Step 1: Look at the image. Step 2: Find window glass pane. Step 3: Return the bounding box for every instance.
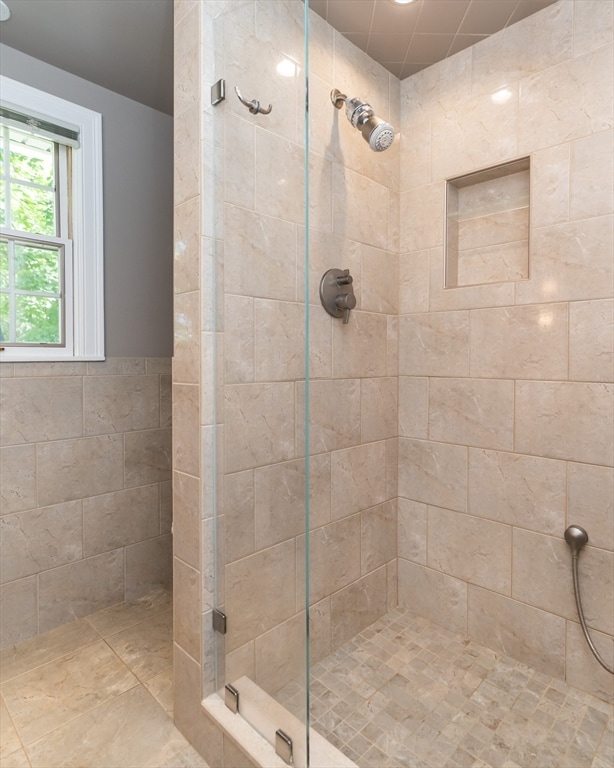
[0,180,5,228]
[0,241,7,289]
[0,292,9,342]
[10,183,56,235]
[14,243,60,293]
[9,128,54,188]
[15,294,60,344]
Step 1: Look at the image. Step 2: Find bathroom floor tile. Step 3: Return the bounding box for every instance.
[0,695,22,760]
[1,640,139,745]
[0,746,31,768]
[0,618,100,684]
[24,685,189,768]
[104,609,173,683]
[144,666,174,715]
[85,588,172,637]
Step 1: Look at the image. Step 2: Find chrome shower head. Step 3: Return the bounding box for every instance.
[331,90,395,152]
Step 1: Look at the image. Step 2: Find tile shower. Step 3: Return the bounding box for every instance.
[172,1,612,765]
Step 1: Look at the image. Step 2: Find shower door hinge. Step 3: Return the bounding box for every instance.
[211,79,226,106]
[225,683,239,713]
[212,608,227,634]
[275,729,293,765]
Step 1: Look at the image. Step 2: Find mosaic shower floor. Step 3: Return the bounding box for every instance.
[277,608,613,768]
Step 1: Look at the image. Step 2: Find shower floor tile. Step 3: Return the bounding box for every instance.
[277,607,613,768]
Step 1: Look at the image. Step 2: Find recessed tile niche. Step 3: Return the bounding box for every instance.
[445,158,530,288]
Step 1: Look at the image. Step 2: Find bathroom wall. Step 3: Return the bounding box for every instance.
[0,47,174,649]
[397,0,613,702]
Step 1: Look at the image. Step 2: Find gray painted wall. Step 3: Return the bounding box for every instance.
[0,44,173,357]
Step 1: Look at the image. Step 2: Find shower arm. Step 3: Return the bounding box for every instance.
[564,525,614,675]
[331,89,347,109]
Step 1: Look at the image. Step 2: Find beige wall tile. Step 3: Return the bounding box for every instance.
[530,143,571,228]
[87,358,146,375]
[399,311,469,376]
[225,540,296,652]
[398,498,427,565]
[332,311,388,378]
[468,448,566,536]
[225,114,256,211]
[361,377,398,442]
[225,641,255,686]
[160,479,172,534]
[174,196,201,295]
[125,535,172,601]
[160,374,172,430]
[13,361,86,377]
[431,86,519,182]
[398,438,467,512]
[386,437,398,502]
[468,585,565,678]
[429,378,514,451]
[300,228,362,308]
[254,459,305,549]
[309,515,361,606]
[457,208,528,253]
[400,183,444,252]
[0,377,83,446]
[515,381,613,465]
[429,247,515,312]
[37,434,124,506]
[330,567,387,649]
[573,0,614,57]
[565,621,614,703]
[512,528,613,636]
[361,247,399,314]
[570,129,614,221]
[518,45,613,155]
[427,507,511,595]
[254,300,305,382]
[387,314,399,377]
[224,470,255,564]
[309,597,332,665]
[0,445,36,515]
[173,385,199,477]
[38,551,124,633]
[0,576,37,649]
[399,250,429,314]
[398,559,467,634]
[174,646,223,766]
[470,303,568,380]
[174,104,200,207]
[361,500,397,575]
[224,382,295,473]
[1,501,83,583]
[332,166,389,250]
[398,377,428,439]
[173,471,201,568]
[83,486,159,558]
[125,428,172,487]
[296,378,361,455]
[174,557,201,662]
[225,295,255,383]
[84,375,161,435]
[330,441,387,521]
[456,240,528,287]
[567,463,614,552]
[387,557,398,611]
[569,299,614,382]
[255,612,305,695]
[224,205,297,301]
[174,292,201,384]
[255,130,304,224]
[174,0,199,116]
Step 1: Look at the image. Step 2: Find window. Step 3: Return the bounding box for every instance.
[0,77,103,361]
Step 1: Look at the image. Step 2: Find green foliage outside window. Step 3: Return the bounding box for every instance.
[0,126,63,344]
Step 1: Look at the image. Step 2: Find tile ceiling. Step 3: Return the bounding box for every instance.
[310,0,558,79]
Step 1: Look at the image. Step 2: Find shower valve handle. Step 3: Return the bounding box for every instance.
[335,292,356,324]
[336,270,353,286]
[319,268,357,324]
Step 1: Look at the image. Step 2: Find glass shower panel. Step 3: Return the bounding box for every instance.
[208,1,310,764]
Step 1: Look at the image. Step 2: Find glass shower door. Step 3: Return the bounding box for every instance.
[207,1,311,764]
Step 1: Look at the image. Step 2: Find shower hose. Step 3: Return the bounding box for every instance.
[564,525,614,675]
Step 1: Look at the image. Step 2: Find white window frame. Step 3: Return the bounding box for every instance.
[0,76,104,361]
